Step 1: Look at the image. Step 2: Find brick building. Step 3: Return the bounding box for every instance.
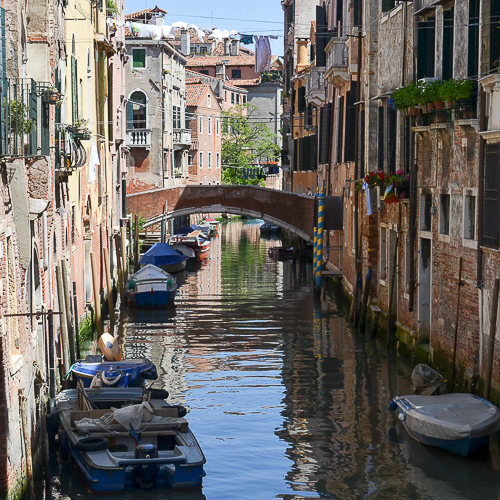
[282,0,500,394]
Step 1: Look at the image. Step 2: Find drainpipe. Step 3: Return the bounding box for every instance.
[477,90,486,288]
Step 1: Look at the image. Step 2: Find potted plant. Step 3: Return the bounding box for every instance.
[455,79,474,102]
[74,117,88,134]
[392,82,422,114]
[5,98,34,135]
[43,87,61,105]
[439,79,458,108]
[422,80,442,111]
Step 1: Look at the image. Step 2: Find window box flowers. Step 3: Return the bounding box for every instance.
[356,170,409,202]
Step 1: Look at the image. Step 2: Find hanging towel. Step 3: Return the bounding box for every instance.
[88,143,99,184]
[362,182,373,215]
[384,183,398,204]
[131,22,141,36]
[240,34,253,45]
[254,36,272,73]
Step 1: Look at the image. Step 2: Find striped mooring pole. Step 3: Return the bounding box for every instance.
[316,192,326,289]
[313,225,318,279]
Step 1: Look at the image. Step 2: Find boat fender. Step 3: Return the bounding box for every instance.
[90,373,103,389]
[75,437,109,452]
[143,365,158,380]
[101,370,123,386]
[146,388,169,400]
[398,413,405,421]
[57,430,70,461]
[130,366,141,386]
[388,401,398,412]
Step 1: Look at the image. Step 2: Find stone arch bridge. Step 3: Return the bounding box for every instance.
[126,185,342,243]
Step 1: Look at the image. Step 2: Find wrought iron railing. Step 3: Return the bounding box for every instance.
[0,79,47,157]
[54,125,88,172]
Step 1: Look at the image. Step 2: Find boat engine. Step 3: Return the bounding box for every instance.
[134,444,159,489]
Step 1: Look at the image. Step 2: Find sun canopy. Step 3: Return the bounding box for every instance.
[139,243,187,267]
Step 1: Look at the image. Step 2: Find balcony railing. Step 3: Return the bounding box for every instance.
[190,137,199,150]
[173,128,191,147]
[126,128,151,147]
[305,67,326,106]
[0,79,50,158]
[325,38,350,89]
[55,125,88,173]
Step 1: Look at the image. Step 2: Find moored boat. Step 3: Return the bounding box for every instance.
[127,264,178,307]
[139,243,188,273]
[390,393,500,456]
[260,222,282,234]
[56,386,206,492]
[169,231,211,260]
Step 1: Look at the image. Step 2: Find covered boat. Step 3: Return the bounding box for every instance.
[71,354,158,388]
[390,393,500,456]
[56,386,206,492]
[170,244,195,260]
[139,243,187,273]
[169,231,211,260]
[260,222,282,234]
[127,265,178,307]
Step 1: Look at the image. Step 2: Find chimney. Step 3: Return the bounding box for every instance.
[231,39,239,56]
[181,29,190,55]
[224,39,230,55]
[296,39,309,72]
[216,64,225,80]
[155,16,164,27]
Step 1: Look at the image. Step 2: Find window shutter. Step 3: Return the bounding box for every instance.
[483,144,500,248]
[71,55,78,123]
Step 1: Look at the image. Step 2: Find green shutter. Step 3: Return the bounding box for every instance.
[133,49,145,68]
[71,55,78,123]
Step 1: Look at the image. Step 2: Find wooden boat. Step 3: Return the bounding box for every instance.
[268,246,294,260]
[139,243,187,273]
[169,231,211,260]
[170,244,195,261]
[390,393,500,456]
[56,386,206,492]
[70,355,158,389]
[127,265,178,307]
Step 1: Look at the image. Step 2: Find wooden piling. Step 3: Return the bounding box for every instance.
[55,265,69,374]
[61,260,76,366]
[134,214,140,272]
[90,253,102,336]
[103,248,115,324]
[450,257,463,392]
[19,389,35,500]
[115,233,124,297]
[72,282,81,360]
[387,233,400,347]
[370,305,382,338]
[120,226,127,281]
[359,268,372,333]
[484,278,499,401]
[39,396,51,493]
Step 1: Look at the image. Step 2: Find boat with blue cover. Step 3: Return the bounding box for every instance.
[127,264,178,307]
[70,355,158,389]
[56,386,206,492]
[139,243,188,273]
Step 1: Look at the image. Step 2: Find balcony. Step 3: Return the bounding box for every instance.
[0,79,50,158]
[55,125,88,174]
[173,128,191,149]
[305,67,326,106]
[190,137,199,150]
[325,37,350,89]
[126,128,151,147]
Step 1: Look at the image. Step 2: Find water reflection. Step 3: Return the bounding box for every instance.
[41,220,500,500]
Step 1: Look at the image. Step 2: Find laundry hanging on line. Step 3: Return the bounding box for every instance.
[254,36,272,73]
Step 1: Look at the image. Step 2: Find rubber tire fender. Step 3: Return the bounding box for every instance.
[75,437,109,452]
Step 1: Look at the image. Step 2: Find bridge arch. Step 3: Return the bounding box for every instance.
[126,185,317,242]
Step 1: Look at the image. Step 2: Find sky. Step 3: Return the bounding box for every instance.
[126,0,285,56]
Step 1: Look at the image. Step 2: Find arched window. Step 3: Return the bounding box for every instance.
[128,91,147,129]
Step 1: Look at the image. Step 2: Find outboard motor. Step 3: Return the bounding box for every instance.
[411,364,447,395]
[134,444,159,489]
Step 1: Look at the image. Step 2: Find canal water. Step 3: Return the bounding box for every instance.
[43,220,500,500]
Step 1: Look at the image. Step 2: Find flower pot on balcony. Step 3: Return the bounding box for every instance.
[44,89,61,105]
[434,100,445,110]
[427,102,436,111]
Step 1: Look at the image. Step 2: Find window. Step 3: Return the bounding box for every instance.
[464,195,476,240]
[420,193,433,231]
[216,118,220,135]
[236,94,240,104]
[208,152,212,169]
[442,8,454,81]
[185,112,190,129]
[405,234,411,293]
[188,155,193,166]
[380,226,387,281]
[483,144,500,247]
[200,47,207,54]
[200,69,209,75]
[243,95,247,104]
[216,152,220,168]
[440,194,450,235]
[208,118,212,134]
[133,49,146,68]
[417,17,436,79]
[232,69,241,78]
[382,0,396,13]
[128,91,147,129]
[231,92,235,104]
[173,106,181,129]
[199,152,203,168]
[199,117,203,134]
[207,94,211,107]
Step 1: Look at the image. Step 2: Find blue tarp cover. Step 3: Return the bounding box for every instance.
[139,243,187,267]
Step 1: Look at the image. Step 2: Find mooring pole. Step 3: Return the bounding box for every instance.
[48,310,55,403]
[313,226,318,279]
[72,282,80,360]
[316,192,325,290]
[484,278,499,401]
